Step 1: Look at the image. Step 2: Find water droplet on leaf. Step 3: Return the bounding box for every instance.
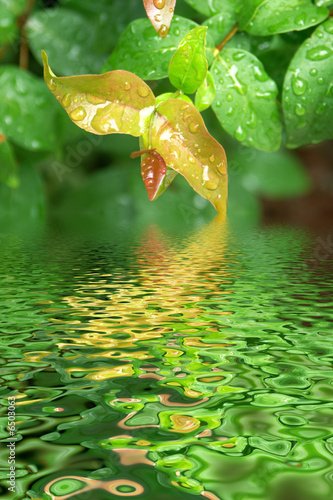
[70,107,87,121]
[154,0,165,9]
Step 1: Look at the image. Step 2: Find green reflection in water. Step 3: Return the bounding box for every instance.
[0,217,332,500]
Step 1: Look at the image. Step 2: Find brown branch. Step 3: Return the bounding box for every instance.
[18,0,36,70]
[216,24,239,53]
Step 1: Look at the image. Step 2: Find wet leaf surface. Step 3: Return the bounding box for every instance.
[0,66,59,152]
[150,99,227,213]
[143,0,176,38]
[211,48,283,151]
[238,0,329,36]
[133,148,168,200]
[283,19,333,148]
[195,71,216,112]
[102,17,200,80]
[169,27,208,94]
[42,51,156,137]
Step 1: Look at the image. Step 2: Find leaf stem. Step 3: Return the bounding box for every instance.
[216,24,238,53]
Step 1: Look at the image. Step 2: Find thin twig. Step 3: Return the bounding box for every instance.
[18,0,36,70]
[216,24,239,53]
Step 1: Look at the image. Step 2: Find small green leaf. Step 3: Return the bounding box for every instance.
[0,0,25,44]
[238,0,329,36]
[0,136,19,188]
[195,71,216,111]
[283,19,333,148]
[143,0,176,38]
[42,51,156,137]
[184,0,238,17]
[150,99,228,213]
[211,49,282,151]
[0,66,60,152]
[168,27,208,94]
[103,17,199,80]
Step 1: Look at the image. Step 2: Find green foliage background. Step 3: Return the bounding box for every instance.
[1,0,332,227]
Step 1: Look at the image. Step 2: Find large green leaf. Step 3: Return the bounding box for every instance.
[184,0,238,17]
[0,136,18,188]
[0,66,59,152]
[143,0,176,37]
[283,19,333,148]
[102,17,199,80]
[150,99,227,213]
[211,49,282,151]
[202,9,238,46]
[42,51,156,137]
[238,0,329,36]
[0,0,25,44]
[168,27,208,94]
[27,8,112,76]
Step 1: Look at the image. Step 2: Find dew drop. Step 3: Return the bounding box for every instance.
[317,77,324,85]
[189,122,199,134]
[70,107,87,121]
[306,46,333,61]
[159,24,168,37]
[49,78,56,91]
[295,103,306,116]
[291,75,308,96]
[234,126,246,142]
[154,0,165,9]
[316,102,327,115]
[310,68,318,76]
[209,155,215,163]
[188,156,195,164]
[253,65,268,82]
[124,82,131,91]
[61,94,71,107]
[227,93,233,102]
[137,86,150,98]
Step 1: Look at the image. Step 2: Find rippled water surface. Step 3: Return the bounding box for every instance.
[1,217,332,500]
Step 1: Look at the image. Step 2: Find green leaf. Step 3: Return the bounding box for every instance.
[0,136,18,188]
[195,71,216,111]
[150,99,228,213]
[0,0,25,44]
[202,10,237,46]
[235,149,311,198]
[143,0,176,37]
[27,8,111,76]
[168,27,208,94]
[42,51,156,137]
[238,0,329,36]
[283,19,333,148]
[184,0,238,17]
[211,49,283,151]
[0,66,60,152]
[102,17,199,80]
